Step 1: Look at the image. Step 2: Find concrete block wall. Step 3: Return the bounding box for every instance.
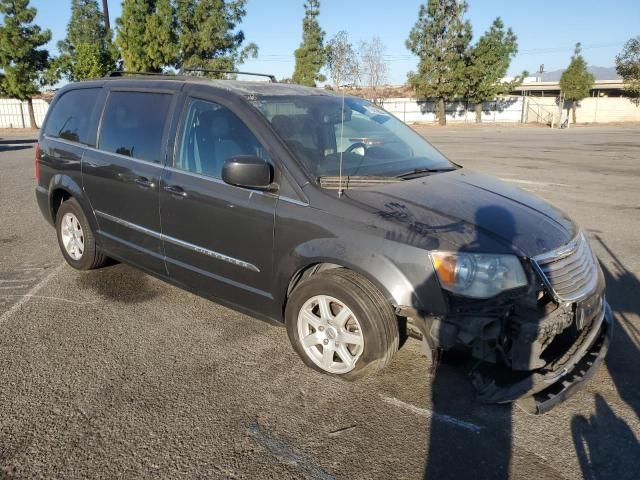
[381,96,640,125]
[380,97,525,124]
[0,99,49,129]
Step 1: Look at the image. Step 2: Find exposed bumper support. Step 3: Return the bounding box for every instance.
[473,302,613,414]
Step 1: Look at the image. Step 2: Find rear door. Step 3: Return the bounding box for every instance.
[159,93,277,312]
[82,88,177,274]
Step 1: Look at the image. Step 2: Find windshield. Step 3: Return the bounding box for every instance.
[250,95,455,179]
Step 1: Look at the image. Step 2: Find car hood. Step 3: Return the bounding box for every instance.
[343,169,578,257]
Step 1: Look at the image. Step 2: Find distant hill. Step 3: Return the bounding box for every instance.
[541,66,620,81]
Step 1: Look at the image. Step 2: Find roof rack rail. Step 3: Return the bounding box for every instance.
[180,68,276,83]
[106,71,175,78]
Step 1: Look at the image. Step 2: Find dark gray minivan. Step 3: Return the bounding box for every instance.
[36,74,612,413]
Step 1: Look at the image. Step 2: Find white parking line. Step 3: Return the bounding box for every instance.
[379,394,483,434]
[0,294,97,306]
[0,263,65,325]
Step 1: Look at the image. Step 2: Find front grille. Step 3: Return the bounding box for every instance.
[532,233,599,303]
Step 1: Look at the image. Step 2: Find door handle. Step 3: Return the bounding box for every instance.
[134,176,156,188]
[164,184,187,197]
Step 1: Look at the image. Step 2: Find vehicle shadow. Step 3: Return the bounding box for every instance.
[75,264,161,304]
[0,143,33,153]
[570,235,640,480]
[572,394,640,480]
[423,205,521,479]
[0,138,36,144]
[423,359,513,479]
[592,234,640,418]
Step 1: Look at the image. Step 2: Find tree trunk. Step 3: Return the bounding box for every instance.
[475,103,483,123]
[27,98,37,129]
[572,101,577,125]
[438,97,446,126]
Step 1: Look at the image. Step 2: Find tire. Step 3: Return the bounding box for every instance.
[55,197,108,270]
[285,268,399,380]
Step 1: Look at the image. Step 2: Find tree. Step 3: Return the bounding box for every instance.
[0,0,51,128]
[615,35,640,103]
[116,0,178,72]
[406,0,472,125]
[292,0,326,86]
[560,43,594,124]
[52,0,116,81]
[144,0,178,71]
[116,0,155,71]
[326,30,358,89]
[175,0,257,76]
[359,37,388,102]
[465,17,526,123]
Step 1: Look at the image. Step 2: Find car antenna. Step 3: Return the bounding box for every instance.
[338,87,346,198]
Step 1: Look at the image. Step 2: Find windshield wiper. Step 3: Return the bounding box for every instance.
[318,176,401,189]
[394,167,456,179]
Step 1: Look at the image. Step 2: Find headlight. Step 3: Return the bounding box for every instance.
[430,252,528,298]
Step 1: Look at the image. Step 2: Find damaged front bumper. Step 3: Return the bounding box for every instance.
[474,301,612,414]
[410,280,613,414]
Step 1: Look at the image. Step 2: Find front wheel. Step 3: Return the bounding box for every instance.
[285,268,399,380]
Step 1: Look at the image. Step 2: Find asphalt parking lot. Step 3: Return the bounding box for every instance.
[1,125,639,479]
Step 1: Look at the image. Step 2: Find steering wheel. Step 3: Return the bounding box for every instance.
[345,142,367,155]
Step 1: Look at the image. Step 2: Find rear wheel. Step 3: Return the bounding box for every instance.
[56,198,108,270]
[285,268,399,380]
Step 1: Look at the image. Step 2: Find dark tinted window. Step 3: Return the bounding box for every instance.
[176,98,270,179]
[98,91,172,163]
[44,88,100,144]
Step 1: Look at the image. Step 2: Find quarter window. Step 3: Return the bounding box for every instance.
[176,98,270,179]
[98,91,172,163]
[44,88,100,145]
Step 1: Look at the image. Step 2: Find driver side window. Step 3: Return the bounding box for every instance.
[176,98,270,179]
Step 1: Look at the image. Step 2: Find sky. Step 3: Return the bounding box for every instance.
[28,0,640,85]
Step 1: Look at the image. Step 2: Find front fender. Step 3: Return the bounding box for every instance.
[276,236,446,315]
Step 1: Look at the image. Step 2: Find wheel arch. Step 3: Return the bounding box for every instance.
[48,174,99,233]
[280,244,424,319]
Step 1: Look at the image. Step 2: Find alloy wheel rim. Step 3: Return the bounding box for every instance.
[60,212,84,261]
[297,295,364,374]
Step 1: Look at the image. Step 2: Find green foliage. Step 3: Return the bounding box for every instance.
[54,0,116,81]
[406,0,472,101]
[144,0,178,71]
[292,0,327,87]
[71,42,111,79]
[116,0,155,71]
[560,43,594,102]
[326,30,358,88]
[175,0,257,76]
[0,0,51,100]
[466,18,525,104]
[615,36,640,100]
[117,0,255,74]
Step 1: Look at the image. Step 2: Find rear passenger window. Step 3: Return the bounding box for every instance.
[98,91,172,163]
[176,98,270,179]
[44,88,100,144]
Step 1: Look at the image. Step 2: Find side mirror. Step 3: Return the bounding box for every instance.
[222,156,276,191]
